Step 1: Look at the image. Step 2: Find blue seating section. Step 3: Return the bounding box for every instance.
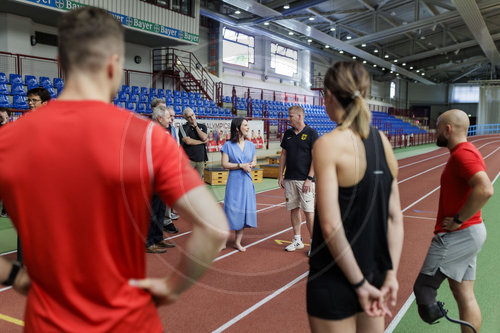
[0,72,65,109]
[371,111,426,135]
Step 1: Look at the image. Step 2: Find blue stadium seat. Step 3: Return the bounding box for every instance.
[9,74,22,85]
[39,76,52,87]
[174,97,181,105]
[129,94,139,103]
[118,91,127,102]
[53,78,64,90]
[125,102,135,110]
[13,95,28,109]
[146,103,152,114]
[165,89,173,97]
[0,94,11,107]
[181,91,188,99]
[195,93,201,99]
[0,84,8,95]
[166,96,173,105]
[136,103,146,113]
[149,88,157,96]
[121,85,130,93]
[188,92,195,99]
[196,99,203,107]
[174,105,181,115]
[140,87,148,95]
[10,84,26,96]
[27,83,38,92]
[47,86,57,98]
[0,73,7,84]
[25,75,37,86]
[139,94,148,103]
[131,86,140,95]
[173,90,180,98]
[223,96,231,103]
[156,89,165,98]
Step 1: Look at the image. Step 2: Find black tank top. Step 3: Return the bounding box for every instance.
[309,127,393,276]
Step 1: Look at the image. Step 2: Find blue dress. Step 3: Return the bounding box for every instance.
[221,141,257,230]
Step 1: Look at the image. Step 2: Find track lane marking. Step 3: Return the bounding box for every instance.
[0,313,24,326]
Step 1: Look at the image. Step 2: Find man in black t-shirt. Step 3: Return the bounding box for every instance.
[178,107,208,177]
[279,106,318,253]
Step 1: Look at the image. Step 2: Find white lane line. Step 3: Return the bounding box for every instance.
[165,201,287,242]
[386,168,500,332]
[399,152,448,168]
[403,215,435,221]
[212,272,309,333]
[385,293,416,333]
[214,222,305,262]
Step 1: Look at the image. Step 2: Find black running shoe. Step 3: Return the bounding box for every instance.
[164,223,179,234]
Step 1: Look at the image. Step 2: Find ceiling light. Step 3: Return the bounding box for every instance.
[409,66,414,69]
[288,31,294,35]
[325,45,330,48]
[390,11,396,16]
[363,60,367,64]
[309,17,315,21]
[307,39,312,43]
[402,63,406,66]
[416,69,420,73]
[235,10,241,14]
[374,49,379,53]
[283,4,290,9]
[384,54,389,58]
[352,56,357,59]
[390,71,393,73]
[420,36,426,40]
[339,50,344,54]
[382,68,386,71]
[396,73,400,76]
[421,73,425,76]
[361,43,366,47]
[330,27,336,31]
[393,59,398,63]
[346,35,352,40]
[264,22,269,26]
[373,64,377,67]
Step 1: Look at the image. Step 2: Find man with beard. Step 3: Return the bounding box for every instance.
[413,109,493,332]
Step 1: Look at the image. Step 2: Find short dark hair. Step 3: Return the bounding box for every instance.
[0,107,11,116]
[230,117,247,143]
[58,7,124,74]
[27,87,51,103]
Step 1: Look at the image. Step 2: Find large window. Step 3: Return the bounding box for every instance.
[141,0,193,16]
[222,28,255,67]
[270,43,298,76]
[450,85,479,103]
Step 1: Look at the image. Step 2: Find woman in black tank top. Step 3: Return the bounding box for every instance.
[306,62,404,333]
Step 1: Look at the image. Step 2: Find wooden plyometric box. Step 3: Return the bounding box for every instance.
[204,167,228,185]
[252,168,263,183]
[266,156,280,165]
[261,164,281,178]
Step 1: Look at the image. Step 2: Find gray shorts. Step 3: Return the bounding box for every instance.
[284,179,315,212]
[420,223,486,282]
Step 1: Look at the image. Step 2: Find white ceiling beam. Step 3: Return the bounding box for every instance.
[452,0,500,66]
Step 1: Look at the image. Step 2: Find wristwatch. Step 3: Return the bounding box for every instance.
[453,214,463,225]
[306,176,314,181]
[2,261,21,286]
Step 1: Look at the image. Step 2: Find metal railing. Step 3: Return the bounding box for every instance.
[468,124,500,136]
[152,48,215,100]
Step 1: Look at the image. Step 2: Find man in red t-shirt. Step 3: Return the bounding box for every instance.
[413,109,493,331]
[0,7,228,333]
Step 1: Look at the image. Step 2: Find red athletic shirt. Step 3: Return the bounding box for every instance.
[435,141,486,234]
[0,100,203,332]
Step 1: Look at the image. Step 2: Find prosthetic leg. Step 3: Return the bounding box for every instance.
[413,271,477,333]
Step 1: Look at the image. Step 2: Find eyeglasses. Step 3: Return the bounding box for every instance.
[27,98,41,103]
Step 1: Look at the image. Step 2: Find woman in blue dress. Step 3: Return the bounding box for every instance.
[221,117,257,252]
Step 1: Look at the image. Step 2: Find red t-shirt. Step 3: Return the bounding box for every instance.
[0,100,203,332]
[435,142,486,234]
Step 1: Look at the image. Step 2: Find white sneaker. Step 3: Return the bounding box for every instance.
[285,239,304,251]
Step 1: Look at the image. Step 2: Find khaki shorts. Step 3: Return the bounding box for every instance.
[190,160,206,179]
[284,179,315,212]
[420,223,486,282]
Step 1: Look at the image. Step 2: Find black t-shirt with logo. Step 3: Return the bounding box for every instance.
[179,123,208,162]
[280,125,318,180]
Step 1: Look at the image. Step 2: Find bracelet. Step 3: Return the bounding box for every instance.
[2,261,21,286]
[352,277,365,289]
[237,163,240,169]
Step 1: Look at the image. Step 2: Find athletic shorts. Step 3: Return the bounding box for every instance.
[420,223,486,282]
[283,179,315,212]
[307,268,386,320]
